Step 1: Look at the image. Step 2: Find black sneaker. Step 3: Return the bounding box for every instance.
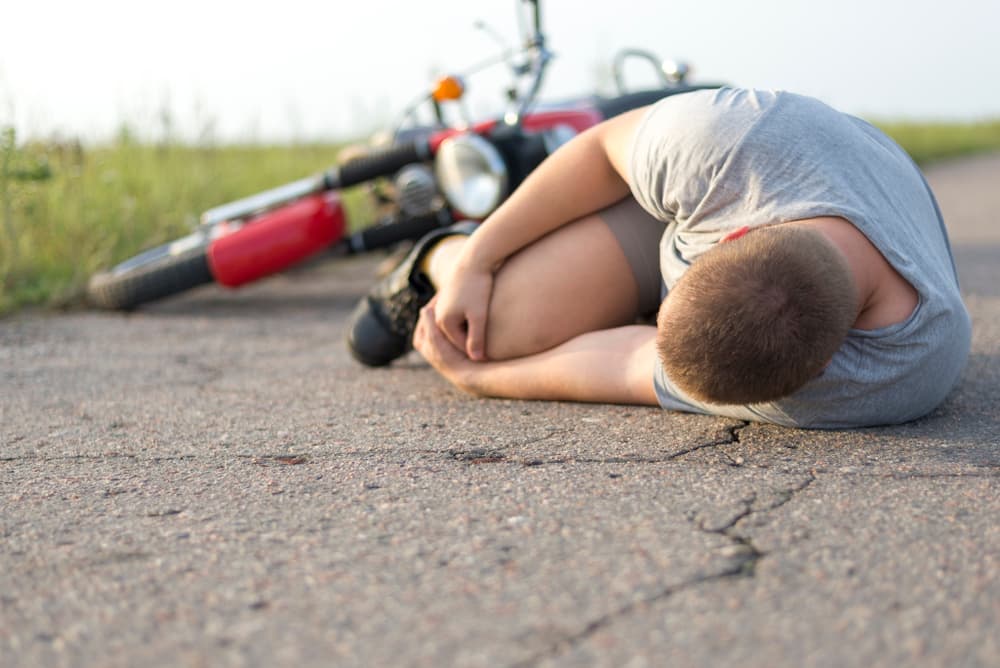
[346,222,478,367]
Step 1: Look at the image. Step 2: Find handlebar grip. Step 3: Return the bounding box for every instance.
[346,209,456,253]
[324,140,431,189]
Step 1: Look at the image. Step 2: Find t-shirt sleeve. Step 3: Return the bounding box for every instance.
[627,101,675,222]
[627,91,750,295]
[626,88,762,225]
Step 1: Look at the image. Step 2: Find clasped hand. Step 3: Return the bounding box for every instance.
[413,302,481,393]
[429,260,494,361]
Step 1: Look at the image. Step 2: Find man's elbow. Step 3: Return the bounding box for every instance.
[441,369,488,399]
[625,338,659,406]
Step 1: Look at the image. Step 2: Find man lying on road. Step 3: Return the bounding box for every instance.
[346,87,971,429]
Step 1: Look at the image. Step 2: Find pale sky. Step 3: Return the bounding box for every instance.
[1,0,998,143]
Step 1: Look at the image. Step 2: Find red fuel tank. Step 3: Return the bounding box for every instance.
[208,192,345,287]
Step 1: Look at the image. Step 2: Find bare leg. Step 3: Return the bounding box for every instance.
[424,235,466,288]
[425,214,640,361]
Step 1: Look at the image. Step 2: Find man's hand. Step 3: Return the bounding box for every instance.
[431,262,494,362]
[414,302,481,393]
[415,302,659,406]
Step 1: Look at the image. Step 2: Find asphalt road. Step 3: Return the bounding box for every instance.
[2,154,999,667]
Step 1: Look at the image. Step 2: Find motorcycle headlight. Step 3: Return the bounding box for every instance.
[434,134,508,219]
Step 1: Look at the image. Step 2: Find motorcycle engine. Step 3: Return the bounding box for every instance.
[393,164,439,217]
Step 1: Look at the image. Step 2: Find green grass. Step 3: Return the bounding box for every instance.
[873,119,1000,165]
[2,119,1000,316]
[0,130,368,315]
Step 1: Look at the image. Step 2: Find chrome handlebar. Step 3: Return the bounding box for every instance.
[612,48,691,94]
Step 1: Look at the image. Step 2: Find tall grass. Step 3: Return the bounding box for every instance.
[0,129,355,314]
[2,119,999,316]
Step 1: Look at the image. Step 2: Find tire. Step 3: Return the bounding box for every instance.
[87,237,214,310]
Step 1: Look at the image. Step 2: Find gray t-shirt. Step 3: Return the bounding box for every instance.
[628,87,971,428]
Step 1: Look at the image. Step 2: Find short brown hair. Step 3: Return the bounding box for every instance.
[657,225,857,405]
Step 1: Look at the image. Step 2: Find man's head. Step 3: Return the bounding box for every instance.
[657,224,857,405]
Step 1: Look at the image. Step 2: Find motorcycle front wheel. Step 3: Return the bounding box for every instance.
[87,233,214,310]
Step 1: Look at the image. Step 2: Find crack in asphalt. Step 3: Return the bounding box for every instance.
[512,472,816,667]
[509,566,754,668]
[3,448,996,481]
[673,421,749,466]
[451,421,752,467]
[690,473,816,577]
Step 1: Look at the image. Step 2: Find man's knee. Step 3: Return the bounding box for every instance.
[477,214,640,361]
[484,301,558,361]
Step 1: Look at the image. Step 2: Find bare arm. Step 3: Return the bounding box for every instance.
[414,304,659,406]
[461,106,648,270]
[434,106,650,359]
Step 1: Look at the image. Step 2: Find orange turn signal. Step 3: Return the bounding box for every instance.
[432,75,465,102]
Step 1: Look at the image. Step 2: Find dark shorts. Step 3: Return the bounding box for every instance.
[597,196,667,316]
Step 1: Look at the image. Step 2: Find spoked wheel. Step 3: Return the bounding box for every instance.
[87,233,215,310]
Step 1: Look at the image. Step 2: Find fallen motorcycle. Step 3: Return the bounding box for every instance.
[87,0,720,310]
